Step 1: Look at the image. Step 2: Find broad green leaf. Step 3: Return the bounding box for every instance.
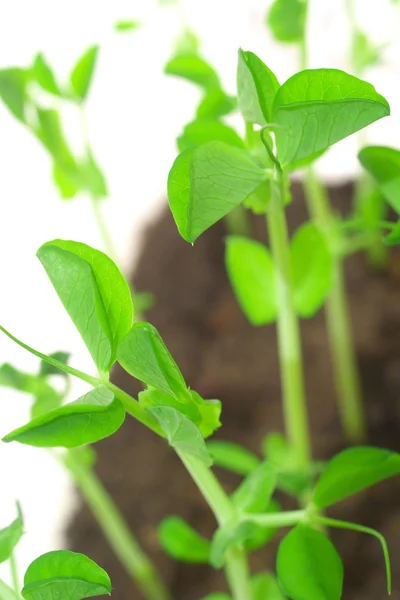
[197,88,236,119]
[31,387,62,419]
[206,440,260,476]
[0,506,23,564]
[273,69,390,167]
[168,141,268,243]
[117,322,187,398]
[237,49,280,124]
[158,516,210,563]
[277,525,343,600]
[39,351,70,377]
[3,385,125,448]
[359,146,400,214]
[147,406,212,465]
[35,108,76,172]
[0,68,29,122]
[22,550,111,600]
[290,222,333,317]
[32,54,61,96]
[37,239,133,373]
[252,572,286,600]
[165,55,220,90]
[313,446,400,509]
[385,220,400,246]
[267,0,306,43]
[232,462,276,513]
[114,20,141,32]
[70,46,99,101]
[225,236,277,325]
[177,119,244,152]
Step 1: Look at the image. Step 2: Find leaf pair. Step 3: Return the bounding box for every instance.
[225,223,333,325]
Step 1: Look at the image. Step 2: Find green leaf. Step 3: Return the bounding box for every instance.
[0,68,29,122]
[353,31,382,74]
[210,520,258,568]
[114,20,141,32]
[243,498,281,552]
[197,89,236,119]
[225,236,277,325]
[177,119,244,153]
[313,446,400,509]
[147,405,212,465]
[52,163,80,199]
[39,351,70,377]
[35,108,76,172]
[168,142,268,243]
[31,387,62,419]
[273,69,390,167]
[189,390,221,438]
[277,525,343,600]
[22,550,111,600]
[237,49,280,124]
[0,506,23,563]
[37,239,133,373]
[385,220,400,246]
[165,55,220,90]
[290,222,333,317]
[243,181,271,214]
[117,322,187,398]
[359,146,400,214]
[3,385,125,448]
[267,0,306,43]
[158,516,210,563]
[32,54,61,96]
[232,462,276,513]
[70,46,99,101]
[206,440,260,476]
[252,572,286,600]
[81,149,108,198]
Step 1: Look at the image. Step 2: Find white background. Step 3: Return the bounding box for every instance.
[0,0,399,585]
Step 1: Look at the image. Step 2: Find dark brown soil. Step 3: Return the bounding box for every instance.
[68,182,400,600]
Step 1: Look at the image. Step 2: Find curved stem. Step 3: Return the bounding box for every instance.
[243,509,306,528]
[9,554,20,598]
[62,449,170,600]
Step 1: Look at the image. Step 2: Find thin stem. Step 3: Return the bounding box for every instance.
[179,453,252,600]
[304,168,366,443]
[90,197,119,265]
[0,578,20,600]
[9,554,20,598]
[266,176,311,468]
[243,509,306,528]
[299,0,309,70]
[105,381,165,436]
[61,449,170,600]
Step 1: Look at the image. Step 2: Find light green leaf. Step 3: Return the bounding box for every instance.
[267,0,306,43]
[22,550,111,600]
[158,516,210,563]
[168,142,268,243]
[70,46,99,101]
[359,146,400,214]
[232,462,276,513]
[32,54,61,96]
[3,385,125,448]
[243,181,272,214]
[177,119,244,152]
[273,69,390,167]
[252,572,286,600]
[37,239,133,373]
[147,405,212,465]
[225,236,277,325]
[52,163,80,199]
[313,446,400,509]
[114,20,141,32]
[165,55,220,90]
[290,222,333,317]
[206,440,260,476]
[117,322,187,398]
[197,88,236,119]
[31,387,62,419]
[0,68,29,122]
[80,149,108,198]
[237,49,280,124]
[35,108,76,172]
[385,220,400,246]
[0,506,23,564]
[353,31,382,74]
[39,351,70,377]
[277,525,343,600]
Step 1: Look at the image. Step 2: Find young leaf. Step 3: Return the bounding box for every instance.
[147,405,212,465]
[168,142,267,243]
[114,20,141,32]
[237,49,280,124]
[206,440,260,476]
[197,88,236,119]
[273,69,390,167]
[158,516,211,563]
[177,119,244,152]
[267,0,306,43]
[252,572,286,600]
[80,149,108,198]
[210,520,259,568]
[277,525,343,600]
[225,236,277,325]
[0,68,29,122]
[313,446,400,509]
[37,240,133,374]
[164,55,220,90]
[3,385,125,448]
[22,550,111,600]
[39,351,70,377]
[0,506,23,564]
[35,108,77,172]
[70,46,99,101]
[53,163,80,199]
[359,146,400,214]
[353,31,382,74]
[290,222,333,317]
[117,322,187,398]
[32,54,61,96]
[232,462,277,513]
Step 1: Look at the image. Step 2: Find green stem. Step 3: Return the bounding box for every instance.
[299,0,309,70]
[266,176,311,468]
[105,381,164,436]
[179,453,253,600]
[90,196,119,266]
[225,205,251,237]
[243,509,306,528]
[304,168,366,443]
[0,578,20,600]
[9,554,20,598]
[62,449,171,600]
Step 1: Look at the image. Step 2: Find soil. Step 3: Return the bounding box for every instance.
[68,182,400,600]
